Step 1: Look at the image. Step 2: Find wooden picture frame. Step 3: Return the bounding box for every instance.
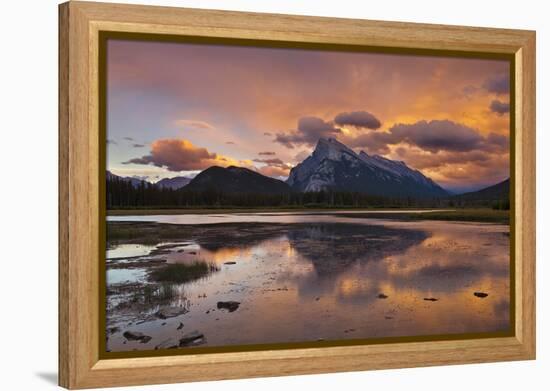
[59,1,536,389]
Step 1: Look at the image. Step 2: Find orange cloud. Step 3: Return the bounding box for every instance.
[123,138,252,172]
[258,165,291,178]
[254,157,293,177]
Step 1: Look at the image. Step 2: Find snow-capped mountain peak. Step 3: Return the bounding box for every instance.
[286,138,448,197]
[313,137,357,161]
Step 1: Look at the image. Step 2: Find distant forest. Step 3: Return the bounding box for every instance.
[106,176,509,210]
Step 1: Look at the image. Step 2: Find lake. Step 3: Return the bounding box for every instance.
[105,211,510,352]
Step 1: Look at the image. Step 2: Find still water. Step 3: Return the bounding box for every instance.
[106,212,510,352]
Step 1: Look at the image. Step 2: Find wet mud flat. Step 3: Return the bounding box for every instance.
[105,216,510,353]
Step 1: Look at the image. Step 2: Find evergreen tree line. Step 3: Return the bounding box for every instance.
[106,177,507,209]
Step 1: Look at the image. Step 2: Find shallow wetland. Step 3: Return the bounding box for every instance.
[105,210,510,352]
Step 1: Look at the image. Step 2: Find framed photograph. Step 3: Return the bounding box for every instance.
[59,1,536,389]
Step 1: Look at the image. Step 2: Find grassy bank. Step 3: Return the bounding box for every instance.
[107,207,509,223]
[332,209,509,224]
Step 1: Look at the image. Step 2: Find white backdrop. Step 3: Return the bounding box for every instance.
[1,0,547,389]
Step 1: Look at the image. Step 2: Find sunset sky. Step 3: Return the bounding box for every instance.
[106,39,510,193]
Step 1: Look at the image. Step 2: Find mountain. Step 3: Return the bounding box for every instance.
[183,166,291,194]
[156,176,192,190]
[455,178,509,201]
[106,170,148,188]
[286,138,448,198]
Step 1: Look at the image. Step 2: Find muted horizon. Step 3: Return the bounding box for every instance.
[106,39,510,193]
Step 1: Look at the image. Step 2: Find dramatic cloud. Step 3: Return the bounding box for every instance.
[394,147,491,170]
[253,157,292,178]
[253,158,285,165]
[334,111,381,129]
[263,132,272,136]
[174,119,214,130]
[483,74,509,95]
[123,138,250,171]
[389,120,486,153]
[350,119,508,155]
[257,165,291,178]
[349,132,395,154]
[132,143,145,148]
[392,146,509,192]
[226,141,235,145]
[486,132,508,147]
[489,99,510,115]
[258,151,276,156]
[275,116,342,148]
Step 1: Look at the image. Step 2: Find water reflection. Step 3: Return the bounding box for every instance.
[105,215,510,352]
[285,224,428,275]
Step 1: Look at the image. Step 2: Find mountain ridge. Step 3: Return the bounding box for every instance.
[455,178,509,201]
[106,170,149,188]
[183,166,291,194]
[156,176,192,190]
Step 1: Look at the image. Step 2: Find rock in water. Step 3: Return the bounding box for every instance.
[474,292,489,298]
[377,293,388,299]
[179,331,205,346]
[177,322,184,330]
[123,331,152,343]
[217,301,240,312]
[155,306,189,319]
[107,326,120,335]
[155,338,180,350]
[423,297,438,302]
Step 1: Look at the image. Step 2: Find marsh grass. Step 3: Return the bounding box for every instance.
[149,261,219,284]
[125,283,179,307]
[107,222,192,244]
[157,283,178,301]
[141,285,155,302]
